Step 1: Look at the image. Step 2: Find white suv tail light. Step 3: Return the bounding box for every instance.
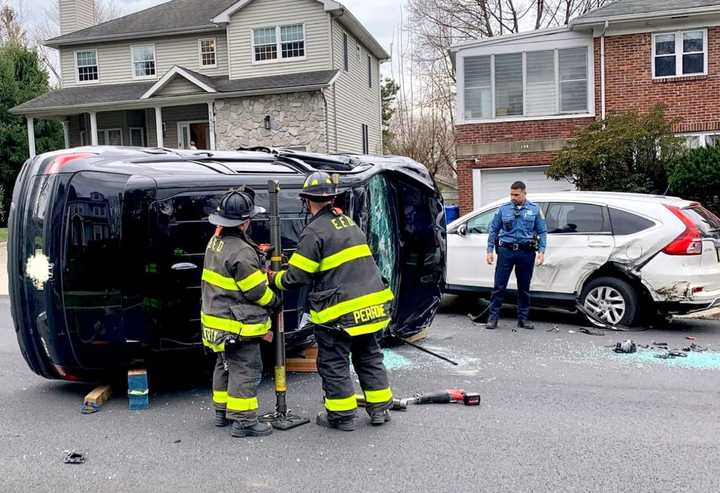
[663,205,703,256]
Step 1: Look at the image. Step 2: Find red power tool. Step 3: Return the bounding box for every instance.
[408,389,481,407]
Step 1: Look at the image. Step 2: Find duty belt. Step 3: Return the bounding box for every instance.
[499,242,536,252]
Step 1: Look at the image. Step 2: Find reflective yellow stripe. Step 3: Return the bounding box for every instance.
[310,288,394,324]
[345,319,390,337]
[288,253,320,273]
[324,394,358,412]
[257,288,274,307]
[237,270,266,292]
[202,339,225,353]
[275,270,286,290]
[364,387,393,404]
[213,390,228,405]
[202,269,239,291]
[319,244,372,272]
[227,396,258,412]
[201,312,271,336]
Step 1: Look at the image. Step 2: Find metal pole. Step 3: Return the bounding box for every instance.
[261,180,309,430]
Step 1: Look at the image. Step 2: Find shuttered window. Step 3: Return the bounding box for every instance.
[462,46,590,120]
[463,56,491,119]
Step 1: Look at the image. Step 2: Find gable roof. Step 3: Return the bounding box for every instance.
[45,0,389,60]
[11,69,340,115]
[141,66,218,99]
[572,0,720,27]
[46,0,241,47]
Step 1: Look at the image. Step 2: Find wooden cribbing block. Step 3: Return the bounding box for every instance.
[84,385,112,407]
[287,344,318,373]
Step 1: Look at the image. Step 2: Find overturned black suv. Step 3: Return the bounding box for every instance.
[9,147,446,382]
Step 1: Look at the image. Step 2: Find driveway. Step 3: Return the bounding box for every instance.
[1,296,719,492]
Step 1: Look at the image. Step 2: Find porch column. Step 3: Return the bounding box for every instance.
[89,111,98,146]
[207,101,216,150]
[62,120,70,149]
[26,117,36,158]
[155,106,164,148]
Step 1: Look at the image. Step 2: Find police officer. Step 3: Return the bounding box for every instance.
[485,181,547,330]
[271,171,394,431]
[201,188,281,438]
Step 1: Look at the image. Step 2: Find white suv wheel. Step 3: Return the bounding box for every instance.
[585,286,627,325]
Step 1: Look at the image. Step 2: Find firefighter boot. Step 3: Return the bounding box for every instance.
[316,412,355,432]
[215,410,229,428]
[231,420,273,438]
[370,410,391,426]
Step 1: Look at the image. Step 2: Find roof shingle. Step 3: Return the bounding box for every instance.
[574,0,720,23]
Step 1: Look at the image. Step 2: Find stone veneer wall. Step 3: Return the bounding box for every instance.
[214,91,327,152]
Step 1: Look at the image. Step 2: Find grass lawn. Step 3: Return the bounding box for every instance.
[0,228,7,242]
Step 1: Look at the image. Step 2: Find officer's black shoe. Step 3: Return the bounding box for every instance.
[370,410,391,426]
[316,412,355,432]
[214,410,229,428]
[518,320,535,330]
[485,319,499,330]
[231,420,273,438]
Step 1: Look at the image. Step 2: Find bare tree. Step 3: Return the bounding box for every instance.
[0,3,25,45]
[392,0,609,179]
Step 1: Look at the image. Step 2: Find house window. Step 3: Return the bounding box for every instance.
[653,30,707,78]
[367,55,373,88]
[199,38,217,67]
[76,50,98,82]
[462,46,590,121]
[97,129,123,146]
[253,24,305,63]
[129,127,145,147]
[343,32,349,71]
[680,132,720,148]
[362,124,369,154]
[131,45,156,79]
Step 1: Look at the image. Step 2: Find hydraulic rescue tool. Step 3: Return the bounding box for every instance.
[356,389,481,410]
[260,180,310,431]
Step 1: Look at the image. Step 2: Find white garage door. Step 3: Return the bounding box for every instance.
[473,167,574,209]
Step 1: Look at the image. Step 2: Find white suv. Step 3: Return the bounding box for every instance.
[445,192,720,325]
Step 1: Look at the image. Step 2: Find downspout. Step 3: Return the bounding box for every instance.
[321,88,330,153]
[329,12,341,152]
[600,20,609,120]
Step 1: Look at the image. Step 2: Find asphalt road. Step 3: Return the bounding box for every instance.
[1,295,720,493]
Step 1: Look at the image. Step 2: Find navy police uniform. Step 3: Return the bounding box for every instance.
[487,201,547,323]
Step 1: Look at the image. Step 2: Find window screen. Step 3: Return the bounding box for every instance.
[559,47,588,113]
[494,53,523,117]
[464,56,492,119]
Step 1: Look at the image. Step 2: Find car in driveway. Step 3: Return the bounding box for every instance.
[445,192,720,326]
[8,147,446,382]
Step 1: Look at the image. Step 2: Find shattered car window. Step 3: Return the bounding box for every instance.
[368,175,399,293]
[685,205,720,239]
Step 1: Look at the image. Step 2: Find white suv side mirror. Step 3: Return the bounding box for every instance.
[457,224,468,236]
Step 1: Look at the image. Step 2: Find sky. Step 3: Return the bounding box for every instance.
[10,0,405,75]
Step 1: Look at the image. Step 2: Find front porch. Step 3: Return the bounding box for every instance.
[12,66,340,158]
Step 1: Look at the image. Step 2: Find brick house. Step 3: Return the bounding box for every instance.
[451,0,720,214]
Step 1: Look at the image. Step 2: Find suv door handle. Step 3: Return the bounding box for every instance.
[171,262,198,271]
[588,240,612,248]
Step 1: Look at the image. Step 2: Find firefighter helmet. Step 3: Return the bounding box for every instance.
[208,188,265,227]
[298,171,340,201]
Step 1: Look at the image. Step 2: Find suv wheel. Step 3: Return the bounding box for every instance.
[580,277,639,327]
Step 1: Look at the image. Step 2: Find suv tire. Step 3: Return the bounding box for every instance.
[580,277,639,327]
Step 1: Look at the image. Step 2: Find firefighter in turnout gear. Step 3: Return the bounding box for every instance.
[202,188,280,438]
[271,171,394,431]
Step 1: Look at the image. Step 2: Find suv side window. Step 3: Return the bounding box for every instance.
[546,203,610,234]
[466,208,498,234]
[608,208,655,235]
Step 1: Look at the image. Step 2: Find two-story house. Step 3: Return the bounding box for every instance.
[451,0,720,213]
[12,0,388,157]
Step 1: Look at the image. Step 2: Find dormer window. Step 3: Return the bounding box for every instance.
[131,45,156,79]
[653,29,707,79]
[253,24,305,63]
[76,50,98,83]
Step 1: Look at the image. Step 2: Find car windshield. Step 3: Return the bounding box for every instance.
[685,205,720,238]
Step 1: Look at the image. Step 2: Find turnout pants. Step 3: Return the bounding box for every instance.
[314,326,393,422]
[489,248,536,322]
[212,341,263,424]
